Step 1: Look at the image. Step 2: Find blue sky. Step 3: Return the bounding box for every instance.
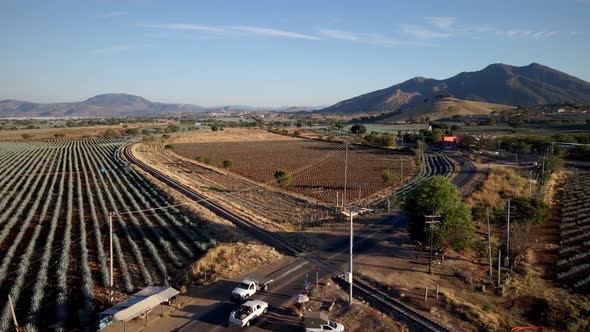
[1,0,589,107]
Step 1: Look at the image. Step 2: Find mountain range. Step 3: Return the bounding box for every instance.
[319,63,590,115]
[3,63,590,118]
[0,94,317,118]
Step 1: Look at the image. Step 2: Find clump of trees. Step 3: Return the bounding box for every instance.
[350,124,367,134]
[508,196,550,266]
[274,169,292,187]
[364,132,395,147]
[402,176,473,251]
[102,129,121,138]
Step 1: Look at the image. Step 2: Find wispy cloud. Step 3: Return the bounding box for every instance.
[401,24,452,39]
[426,16,456,30]
[140,23,225,33]
[319,29,433,47]
[230,26,320,40]
[496,29,557,38]
[141,23,319,40]
[99,11,127,19]
[92,44,147,55]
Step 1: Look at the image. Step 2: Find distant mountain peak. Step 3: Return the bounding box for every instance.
[84,93,152,106]
[319,62,590,115]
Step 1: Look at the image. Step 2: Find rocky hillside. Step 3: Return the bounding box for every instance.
[320,63,590,114]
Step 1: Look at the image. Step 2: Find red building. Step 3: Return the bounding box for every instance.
[442,135,459,144]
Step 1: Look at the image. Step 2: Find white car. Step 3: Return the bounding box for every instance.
[229,300,268,327]
[304,311,344,332]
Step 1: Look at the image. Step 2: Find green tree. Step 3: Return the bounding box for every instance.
[350,124,367,134]
[296,120,303,128]
[165,124,180,133]
[511,141,531,154]
[382,169,400,186]
[511,196,550,226]
[274,169,292,187]
[402,176,473,251]
[103,128,121,138]
[431,128,444,143]
[210,125,220,132]
[223,160,234,169]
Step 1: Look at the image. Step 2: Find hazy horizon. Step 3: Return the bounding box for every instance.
[1,0,589,107]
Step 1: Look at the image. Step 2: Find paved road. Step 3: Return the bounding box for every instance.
[133,212,410,332]
[447,155,478,189]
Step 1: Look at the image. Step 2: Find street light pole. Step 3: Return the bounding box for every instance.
[343,143,348,210]
[349,206,353,304]
[109,211,114,304]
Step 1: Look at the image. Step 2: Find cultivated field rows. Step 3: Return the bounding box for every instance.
[135,143,335,228]
[557,171,590,291]
[172,138,416,204]
[0,138,214,330]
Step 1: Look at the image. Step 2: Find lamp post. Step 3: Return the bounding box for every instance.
[341,206,371,304]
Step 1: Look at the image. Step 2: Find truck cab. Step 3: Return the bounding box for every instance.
[231,278,272,301]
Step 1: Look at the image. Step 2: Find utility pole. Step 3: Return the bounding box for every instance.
[486,209,493,282]
[400,157,404,181]
[541,154,546,185]
[109,211,114,304]
[8,295,20,332]
[425,215,441,274]
[498,249,502,287]
[343,143,349,210]
[348,207,353,304]
[505,200,515,268]
[529,171,533,197]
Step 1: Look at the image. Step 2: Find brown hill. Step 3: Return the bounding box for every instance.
[377,97,514,123]
[320,63,590,114]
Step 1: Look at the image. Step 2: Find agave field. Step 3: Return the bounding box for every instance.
[172,139,416,203]
[557,171,590,291]
[0,138,214,330]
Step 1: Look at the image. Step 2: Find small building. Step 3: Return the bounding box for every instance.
[98,286,179,329]
[442,135,459,144]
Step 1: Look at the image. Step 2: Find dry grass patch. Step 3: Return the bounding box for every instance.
[190,242,281,284]
[305,279,408,332]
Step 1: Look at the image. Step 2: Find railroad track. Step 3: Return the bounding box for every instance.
[122,143,452,332]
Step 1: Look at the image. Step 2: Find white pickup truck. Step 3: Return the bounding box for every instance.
[231,278,273,301]
[304,311,345,332]
[228,300,268,327]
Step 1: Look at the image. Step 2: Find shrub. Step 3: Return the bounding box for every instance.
[274,169,292,187]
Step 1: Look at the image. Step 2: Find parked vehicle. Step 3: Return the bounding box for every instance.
[231,278,273,301]
[229,300,268,327]
[304,311,344,332]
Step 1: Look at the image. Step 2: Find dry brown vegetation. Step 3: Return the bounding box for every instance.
[378,97,515,123]
[190,243,282,284]
[306,279,408,332]
[171,129,415,204]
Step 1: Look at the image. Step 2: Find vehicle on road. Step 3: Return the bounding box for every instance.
[229,300,269,327]
[231,278,273,301]
[304,311,344,332]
